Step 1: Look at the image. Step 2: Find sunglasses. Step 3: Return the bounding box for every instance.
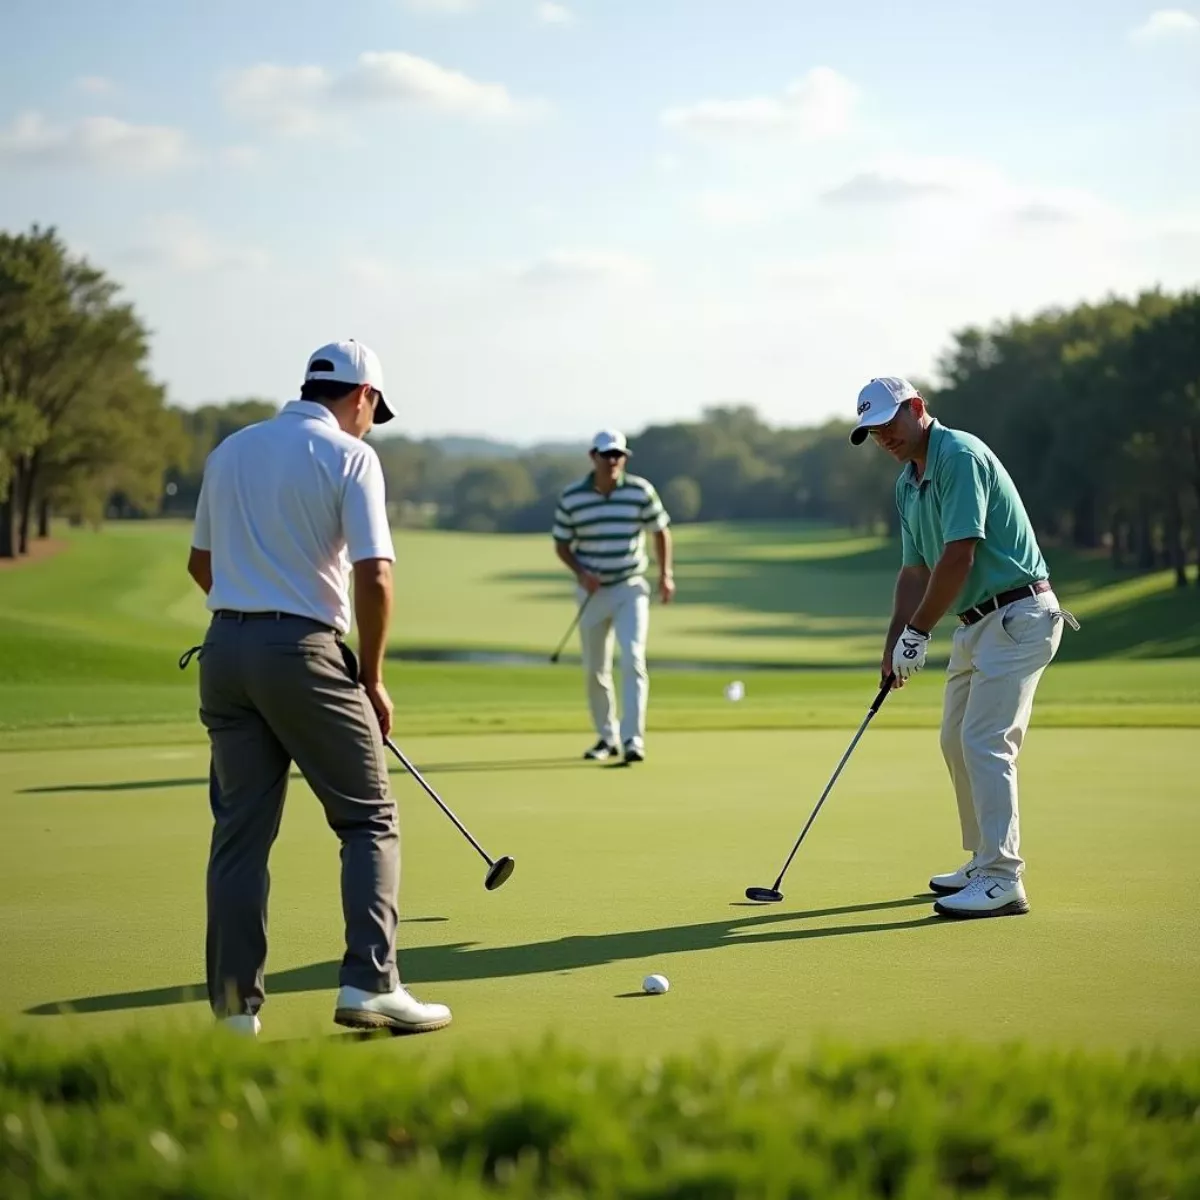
[597,449,626,460]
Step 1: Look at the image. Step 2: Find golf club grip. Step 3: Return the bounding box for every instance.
[871,674,896,713]
[383,736,492,864]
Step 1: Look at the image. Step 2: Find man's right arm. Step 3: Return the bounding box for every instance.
[883,565,932,688]
[552,502,601,593]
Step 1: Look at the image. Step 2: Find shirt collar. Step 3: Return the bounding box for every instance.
[281,399,340,428]
[901,419,944,489]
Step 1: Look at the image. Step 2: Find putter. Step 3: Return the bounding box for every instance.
[383,735,515,891]
[549,592,593,663]
[745,674,895,903]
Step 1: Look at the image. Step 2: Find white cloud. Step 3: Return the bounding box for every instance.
[221,144,261,168]
[0,111,188,171]
[1130,9,1200,41]
[120,215,268,273]
[819,154,1122,231]
[537,2,575,24]
[661,67,858,140]
[694,190,774,227]
[75,75,116,96]
[222,52,539,134]
[514,249,650,286]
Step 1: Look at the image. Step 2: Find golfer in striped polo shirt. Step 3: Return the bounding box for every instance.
[552,430,674,764]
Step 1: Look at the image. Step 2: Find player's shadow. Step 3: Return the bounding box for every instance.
[19,757,587,794]
[25,895,938,1017]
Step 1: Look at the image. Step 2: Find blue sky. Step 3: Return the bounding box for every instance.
[2,0,1198,442]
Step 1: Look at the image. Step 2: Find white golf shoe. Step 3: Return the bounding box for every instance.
[334,984,452,1034]
[928,857,979,895]
[933,874,1029,919]
[219,1014,261,1037]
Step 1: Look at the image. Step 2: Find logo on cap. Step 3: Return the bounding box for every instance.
[857,399,871,415]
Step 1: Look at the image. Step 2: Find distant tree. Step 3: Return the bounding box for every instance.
[0,225,172,556]
[447,461,537,532]
[662,476,702,522]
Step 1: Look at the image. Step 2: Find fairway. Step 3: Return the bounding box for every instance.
[2,726,1196,1056]
[2,521,1198,1066]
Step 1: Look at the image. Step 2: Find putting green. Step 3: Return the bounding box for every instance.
[2,726,1195,1058]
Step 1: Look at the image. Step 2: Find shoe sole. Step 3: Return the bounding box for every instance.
[928,879,969,895]
[334,1008,452,1034]
[933,898,1030,919]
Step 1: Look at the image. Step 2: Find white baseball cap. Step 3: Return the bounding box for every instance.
[591,429,631,456]
[304,339,394,425]
[849,376,921,445]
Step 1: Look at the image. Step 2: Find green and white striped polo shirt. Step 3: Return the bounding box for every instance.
[552,473,671,584]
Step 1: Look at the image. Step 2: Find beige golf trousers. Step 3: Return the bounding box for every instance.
[940,588,1070,881]
[577,576,651,749]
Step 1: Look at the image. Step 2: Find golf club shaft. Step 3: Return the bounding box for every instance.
[770,675,895,888]
[550,591,593,661]
[383,735,495,867]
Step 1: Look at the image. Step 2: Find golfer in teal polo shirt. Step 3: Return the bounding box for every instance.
[850,376,1078,919]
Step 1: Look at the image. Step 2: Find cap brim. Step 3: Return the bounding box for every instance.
[848,406,900,445]
[373,394,394,425]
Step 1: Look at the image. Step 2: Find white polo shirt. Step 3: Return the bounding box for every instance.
[191,400,395,634]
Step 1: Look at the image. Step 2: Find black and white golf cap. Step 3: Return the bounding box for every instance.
[849,376,921,445]
[304,339,394,425]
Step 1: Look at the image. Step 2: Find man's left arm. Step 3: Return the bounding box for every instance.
[892,452,988,680]
[187,471,213,594]
[643,483,675,603]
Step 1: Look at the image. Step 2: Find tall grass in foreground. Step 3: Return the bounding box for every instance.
[2,1029,1197,1197]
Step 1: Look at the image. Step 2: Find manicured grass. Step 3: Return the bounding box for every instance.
[3,728,1196,1055]
[1,522,1197,739]
[3,1031,1197,1198]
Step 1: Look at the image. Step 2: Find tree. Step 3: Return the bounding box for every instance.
[0,225,163,556]
[662,476,702,523]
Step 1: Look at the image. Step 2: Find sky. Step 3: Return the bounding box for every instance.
[1,0,1198,443]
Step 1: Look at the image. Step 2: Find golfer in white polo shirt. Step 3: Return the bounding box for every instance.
[552,430,674,764]
[187,339,451,1036]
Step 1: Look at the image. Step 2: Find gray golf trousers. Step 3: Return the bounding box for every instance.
[198,612,398,1017]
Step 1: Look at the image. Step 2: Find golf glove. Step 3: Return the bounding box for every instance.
[892,625,930,681]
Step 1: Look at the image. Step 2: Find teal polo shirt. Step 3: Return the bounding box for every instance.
[896,421,1048,613]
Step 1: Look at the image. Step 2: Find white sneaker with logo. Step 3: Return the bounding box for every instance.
[219,1014,261,1037]
[334,984,452,1034]
[928,857,978,895]
[933,875,1030,919]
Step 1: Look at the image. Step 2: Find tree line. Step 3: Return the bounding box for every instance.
[3,223,1197,583]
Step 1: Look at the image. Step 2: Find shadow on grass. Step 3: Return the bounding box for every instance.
[19,758,591,794]
[25,895,938,1017]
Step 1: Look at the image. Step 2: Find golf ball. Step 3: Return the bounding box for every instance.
[642,974,670,995]
[725,680,745,702]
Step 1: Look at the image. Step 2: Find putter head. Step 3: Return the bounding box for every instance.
[485,856,515,891]
[745,886,784,903]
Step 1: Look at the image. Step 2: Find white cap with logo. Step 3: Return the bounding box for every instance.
[304,339,394,425]
[591,429,631,456]
[849,376,921,445]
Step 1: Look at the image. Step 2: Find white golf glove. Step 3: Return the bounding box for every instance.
[892,625,930,682]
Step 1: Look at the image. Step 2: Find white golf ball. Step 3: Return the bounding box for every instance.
[725,680,745,702]
[642,973,670,995]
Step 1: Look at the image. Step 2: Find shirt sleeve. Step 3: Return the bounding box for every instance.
[342,448,396,564]
[899,512,922,567]
[939,450,990,543]
[552,497,574,543]
[191,464,212,551]
[640,482,670,532]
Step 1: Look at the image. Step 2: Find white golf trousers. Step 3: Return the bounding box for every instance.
[940,588,1068,881]
[577,576,650,749]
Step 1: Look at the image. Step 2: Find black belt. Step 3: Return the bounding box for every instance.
[958,579,1051,626]
[213,610,338,634]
